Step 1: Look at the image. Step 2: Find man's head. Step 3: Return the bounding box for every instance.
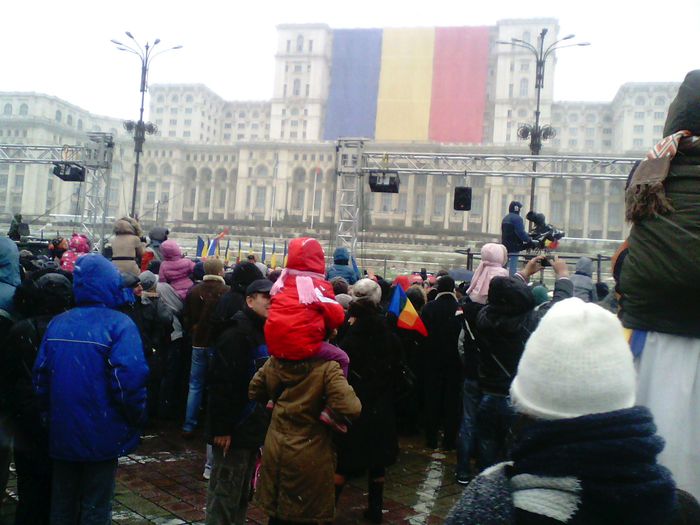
[204,258,224,277]
[436,275,455,294]
[509,201,523,214]
[247,253,257,263]
[330,276,349,296]
[246,279,272,318]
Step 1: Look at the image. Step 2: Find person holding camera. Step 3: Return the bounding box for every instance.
[501,201,533,276]
[473,255,572,469]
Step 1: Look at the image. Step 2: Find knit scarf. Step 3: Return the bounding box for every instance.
[626,130,700,223]
[510,406,676,524]
[269,268,325,305]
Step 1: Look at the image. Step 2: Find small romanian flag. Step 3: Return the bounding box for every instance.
[388,285,428,336]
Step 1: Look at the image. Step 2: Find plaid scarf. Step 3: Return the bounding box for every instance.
[626,130,700,223]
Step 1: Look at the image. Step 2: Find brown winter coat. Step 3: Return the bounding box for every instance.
[183,276,229,348]
[110,218,144,275]
[249,357,362,523]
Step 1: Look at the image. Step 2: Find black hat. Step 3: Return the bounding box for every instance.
[436,275,455,293]
[232,261,264,291]
[246,279,273,296]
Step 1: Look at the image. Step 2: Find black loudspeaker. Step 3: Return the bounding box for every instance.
[453,186,472,211]
[368,170,400,193]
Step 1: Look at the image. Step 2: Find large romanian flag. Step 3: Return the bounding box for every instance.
[388,285,428,336]
[323,26,491,143]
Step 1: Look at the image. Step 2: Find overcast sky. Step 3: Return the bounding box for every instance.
[2,0,698,121]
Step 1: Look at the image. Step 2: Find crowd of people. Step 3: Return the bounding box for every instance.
[0,69,699,525]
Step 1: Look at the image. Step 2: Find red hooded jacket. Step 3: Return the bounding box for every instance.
[264,238,345,360]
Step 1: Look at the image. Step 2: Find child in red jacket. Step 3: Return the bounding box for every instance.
[265,237,350,431]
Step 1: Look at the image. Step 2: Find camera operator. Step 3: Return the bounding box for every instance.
[501,201,534,276]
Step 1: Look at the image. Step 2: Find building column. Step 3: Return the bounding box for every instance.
[192,182,200,222]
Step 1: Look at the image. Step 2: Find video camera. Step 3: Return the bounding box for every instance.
[526,211,565,251]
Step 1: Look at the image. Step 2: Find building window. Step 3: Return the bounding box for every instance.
[551,201,564,223]
[522,31,531,43]
[67,115,73,126]
[570,201,584,227]
[586,128,595,137]
[157,95,164,103]
[585,113,596,123]
[19,104,28,116]
[520,62,529,72]
[169,119,177,125]
[305,84,310,97]
[398,193,407,213]
[603,128,612,135]
[171,95,179,103]
[653,125,663,135]
[2,103,11,116]
[308,40,313,52]
[654,111,665,120]
[189,188,196,206]
[603,140,612,147]
[633,125,644,133]
[293,79,301,96]
[433,194,445,217]
[223,133,230,140]
[568,139,578,147]
[415,194,425,216]
[170,108,178,114]
[568,113,579,123]
[168,130,176,137]
[219,191,226,208]
[156,108,164,114]
[634,111,645,119]
[256,187,266,209]
[184,119,192,126]
[508,84,514,98]
[286,40,291,52]
[633,139,644,148]
[245,186,252,208]
[55,110,62,122]
[585,139,595,148]
[569,127,578,136]
[635,96,646,105]
[296,35,304,52]
[184,131,191,138]
[294,189,305,209]
[608,203,623,228]
[654,96,666,106]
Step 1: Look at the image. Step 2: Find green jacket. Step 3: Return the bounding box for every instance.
[620,153,700,337]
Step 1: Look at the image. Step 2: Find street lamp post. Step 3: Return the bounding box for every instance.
[111,33,182,218]
[497,29,589,213]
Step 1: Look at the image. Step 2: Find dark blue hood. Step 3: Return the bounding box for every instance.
[73,254,125,308]
[333,247,351,265]
[508,201,523,214]
[0,237,20,288]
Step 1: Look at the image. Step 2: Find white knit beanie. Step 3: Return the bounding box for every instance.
[510,298,636,420]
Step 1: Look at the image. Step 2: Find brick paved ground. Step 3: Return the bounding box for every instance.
[1,422,463,524]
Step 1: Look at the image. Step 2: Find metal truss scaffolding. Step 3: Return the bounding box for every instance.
[334,138,640,251]
[0,133,115,248]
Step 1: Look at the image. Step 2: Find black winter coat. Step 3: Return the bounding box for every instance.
[420,293,463,370]
[476,277,573,396]
[0,315,52,450]
[336,301,401,475]
[120,295,173,358]
[206,307,270,449]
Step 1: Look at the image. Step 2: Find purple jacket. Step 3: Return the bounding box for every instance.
[158,240,195,300]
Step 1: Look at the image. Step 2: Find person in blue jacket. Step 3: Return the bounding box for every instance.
[500,201,533,276]
[33,253,149,525]
[326,247,359,285]
[0,236,20,314]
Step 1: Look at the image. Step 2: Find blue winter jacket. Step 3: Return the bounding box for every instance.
[33,254,149,462]
[501,202,532,254]
[326,247,359,285]
[0,237,20,314]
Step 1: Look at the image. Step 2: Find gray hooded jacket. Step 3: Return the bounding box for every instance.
[570,257,598,303]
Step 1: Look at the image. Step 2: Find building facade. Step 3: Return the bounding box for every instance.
[0,19,682,242]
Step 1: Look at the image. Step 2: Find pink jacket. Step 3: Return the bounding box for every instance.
[158,240,195,300]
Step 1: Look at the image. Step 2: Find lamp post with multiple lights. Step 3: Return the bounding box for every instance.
[497,29,589,212]
[111,33,182,217]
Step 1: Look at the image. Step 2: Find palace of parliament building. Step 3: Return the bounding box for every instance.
[0,18,680,241]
